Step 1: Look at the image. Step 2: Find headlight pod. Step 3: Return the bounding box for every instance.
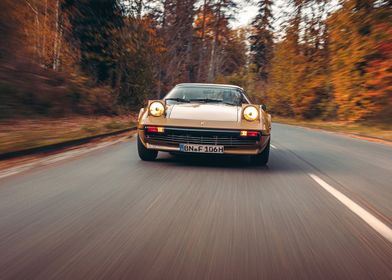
[243,106,259,121]
[149,101,165,117]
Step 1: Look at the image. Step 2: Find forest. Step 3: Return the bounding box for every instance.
[0,0,391,122]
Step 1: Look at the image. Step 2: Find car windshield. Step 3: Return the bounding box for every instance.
[164,86,247,106]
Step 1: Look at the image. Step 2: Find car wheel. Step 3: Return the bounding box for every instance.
[251,140,270,166]
[137,135,158,161]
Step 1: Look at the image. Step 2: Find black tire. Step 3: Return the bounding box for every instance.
[137,136,158,161]
[251,140,270,166]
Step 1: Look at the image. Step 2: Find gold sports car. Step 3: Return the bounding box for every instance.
[137,83,272,165]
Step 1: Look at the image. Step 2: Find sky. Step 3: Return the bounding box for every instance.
[235,4,258,27]
[232,0,340,29]
[232,0,288,29]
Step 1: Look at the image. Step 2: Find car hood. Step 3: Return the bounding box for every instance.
[167,103,240,122]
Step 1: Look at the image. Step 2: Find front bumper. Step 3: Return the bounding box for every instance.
[138,126,270,155]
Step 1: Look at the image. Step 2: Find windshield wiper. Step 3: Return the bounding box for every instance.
[165,97,190,103]
[189,98,222,103]
[189,98,237,106]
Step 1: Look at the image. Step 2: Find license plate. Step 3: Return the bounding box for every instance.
[179,144,224,154]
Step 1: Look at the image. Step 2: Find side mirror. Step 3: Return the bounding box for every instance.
[261,104,267,111]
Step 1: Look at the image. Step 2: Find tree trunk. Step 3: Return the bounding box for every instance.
[207,2,221,82]
[185,0,195,81]
[136,0,143,19]
[197,0,207,81]
[53,0,60,70]
[42,0,48,62]
[24,0,40,63]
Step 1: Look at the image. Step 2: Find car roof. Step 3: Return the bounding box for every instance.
[176,83,243,90]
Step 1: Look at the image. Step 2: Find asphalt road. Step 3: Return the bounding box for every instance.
[0,123,392,280]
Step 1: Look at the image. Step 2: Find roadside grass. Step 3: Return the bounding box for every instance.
[104,121,129,130]
[81,125,101,134]
[0,116,137,154]
[273,117,392,142]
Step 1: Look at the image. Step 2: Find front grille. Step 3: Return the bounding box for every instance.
[145,127,259,147]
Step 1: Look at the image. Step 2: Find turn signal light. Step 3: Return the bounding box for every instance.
[240,131,259,137]
[146,126,165,133]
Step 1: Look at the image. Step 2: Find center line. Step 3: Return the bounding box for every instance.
[309,173,392,243]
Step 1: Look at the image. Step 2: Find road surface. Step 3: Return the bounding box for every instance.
[0,123,391,279]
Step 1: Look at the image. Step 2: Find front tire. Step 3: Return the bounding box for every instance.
[137,135,158,161]
[251,140,270,166]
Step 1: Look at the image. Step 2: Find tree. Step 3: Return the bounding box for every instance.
[63,0,123,84]
[195,0,213,81]
[217,28,247,76]
[265,0,333,119]
[328,0,384,120]
[156,0,197,92]
[249,0,274,82]
[207,0,238,81]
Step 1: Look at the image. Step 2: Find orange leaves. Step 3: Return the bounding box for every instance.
[364,22,392,115]
[263,0,390,122]
[326,1,391,121]
[194,9,215,39]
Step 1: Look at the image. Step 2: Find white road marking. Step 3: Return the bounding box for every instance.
[0,137,129,180]
[309,173,392,243]
[0,166,32,179]
[271,144,277,149]
[145,192,163,213]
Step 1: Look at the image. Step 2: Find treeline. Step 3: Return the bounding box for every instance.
[0,0,390,122]
[0,0,247,118]
[249,0,391,122]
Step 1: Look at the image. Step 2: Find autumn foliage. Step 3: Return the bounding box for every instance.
[264,0,391,122]
[0,0,390,123]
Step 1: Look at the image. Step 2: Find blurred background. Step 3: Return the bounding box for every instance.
[0,0,391,153]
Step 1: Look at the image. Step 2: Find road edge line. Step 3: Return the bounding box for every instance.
[0,127,136,160]
[309,173,392,243]
[273,122,392,146]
